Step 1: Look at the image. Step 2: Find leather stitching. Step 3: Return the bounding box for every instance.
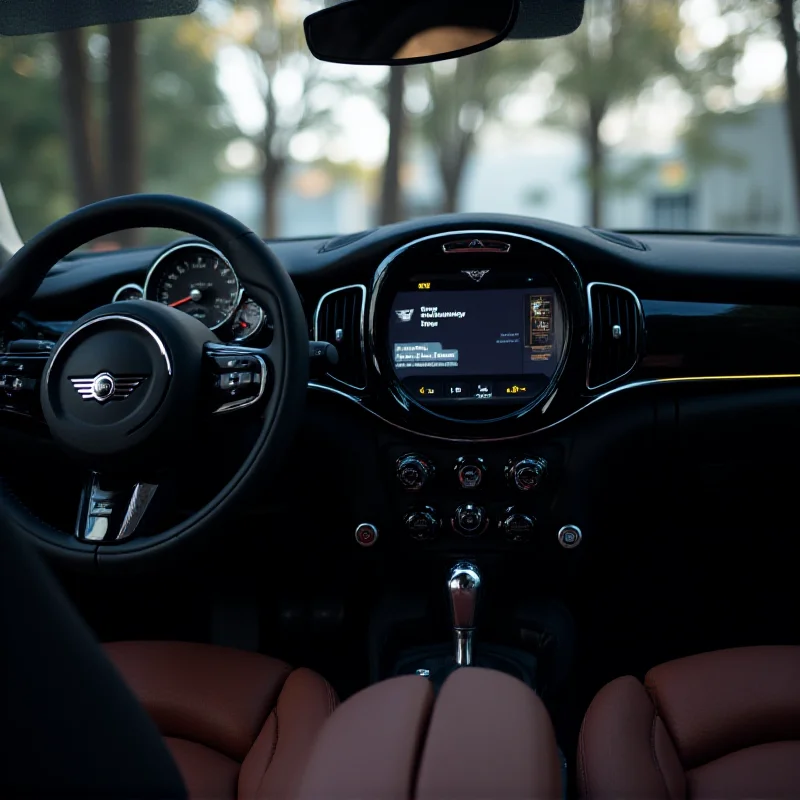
[650,711,674,800]
[325,679,337,716]
[254,708,279,797]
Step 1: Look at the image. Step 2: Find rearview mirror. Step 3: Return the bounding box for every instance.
[304,0,520,66]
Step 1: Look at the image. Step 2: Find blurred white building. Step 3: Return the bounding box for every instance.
[213,101,799,237]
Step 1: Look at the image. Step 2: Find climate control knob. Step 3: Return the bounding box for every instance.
[455,456,487,490]
[396,454,435,491]
[500,508,536,543]
[404,507,440,541]
[506,457,547,492]
[452,504,489,537]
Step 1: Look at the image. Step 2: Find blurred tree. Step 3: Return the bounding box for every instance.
[0,36,74,239]
[408,42,541,213]
[216,2,360,237]
[380,66,406,224]
[138,14,237,200]
[0,15,237,241]
[775,0,800,223]
[108,22,142,246]
[55,29,101,207]
[540,0,687,227]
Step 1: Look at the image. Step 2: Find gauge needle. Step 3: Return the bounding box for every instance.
[169,296,193,308]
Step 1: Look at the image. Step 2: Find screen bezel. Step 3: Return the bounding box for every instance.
[369,230,580,424]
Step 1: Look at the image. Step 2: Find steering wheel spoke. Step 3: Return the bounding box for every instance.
[203,342,271,414]
[76,472,158,543]
[0,350,50,418]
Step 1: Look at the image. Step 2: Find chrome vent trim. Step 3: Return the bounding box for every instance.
[314,284,367,390]
[586,282,643,390]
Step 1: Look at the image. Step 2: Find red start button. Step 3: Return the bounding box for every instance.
[354,523,378,547]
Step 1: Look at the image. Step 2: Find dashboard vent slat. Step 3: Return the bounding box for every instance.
[587,283,642,390]
[314,285,367,390]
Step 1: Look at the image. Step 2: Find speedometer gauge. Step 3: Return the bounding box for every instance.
[144,243,240,330]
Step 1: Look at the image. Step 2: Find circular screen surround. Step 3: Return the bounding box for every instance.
[369,231,580,424]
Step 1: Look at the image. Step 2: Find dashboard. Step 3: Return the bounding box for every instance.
[4,212,800,555]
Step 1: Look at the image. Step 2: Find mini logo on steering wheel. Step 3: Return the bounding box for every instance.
[70,372,145,404]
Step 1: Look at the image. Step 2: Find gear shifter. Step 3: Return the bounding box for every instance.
[447,561,481,666]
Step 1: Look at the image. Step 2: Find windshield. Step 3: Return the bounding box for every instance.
[1,0,798,245]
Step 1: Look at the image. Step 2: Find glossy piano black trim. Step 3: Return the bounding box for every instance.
[637,300,800,382]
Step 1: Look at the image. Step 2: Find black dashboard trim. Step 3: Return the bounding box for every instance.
[308,372,800,442]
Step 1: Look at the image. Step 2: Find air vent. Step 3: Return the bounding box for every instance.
[314,285,367,389]
[587,283,642,390]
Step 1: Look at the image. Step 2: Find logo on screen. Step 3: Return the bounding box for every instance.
[461,269,490,283]
[395,309,415,322]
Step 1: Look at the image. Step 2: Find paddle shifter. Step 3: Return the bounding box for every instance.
[447,562,481,666]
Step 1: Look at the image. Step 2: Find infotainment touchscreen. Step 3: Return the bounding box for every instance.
[389,286,563,402]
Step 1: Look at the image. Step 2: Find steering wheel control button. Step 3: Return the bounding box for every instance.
[206,344,268,414]
[0,353,47,416]
[396,454,435,491]
[501,508,536,543]
[452,504,489,538]
[404,507,440,541]
[455,456,486,490]
[506,456,548,492]
[354,523,379,547]
[558,525,583,549]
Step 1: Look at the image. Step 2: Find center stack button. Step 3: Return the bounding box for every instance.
[455,456,487,490]
[396,453,435,491]
[452,504,489,537]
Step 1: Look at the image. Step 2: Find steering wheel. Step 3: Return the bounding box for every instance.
[0,195,308,569]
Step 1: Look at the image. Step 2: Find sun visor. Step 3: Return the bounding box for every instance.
[0,0,199,36]
[510,0,585,39]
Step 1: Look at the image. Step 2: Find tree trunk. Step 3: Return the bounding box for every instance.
[587,101,606,227]
[261,157,285,238]
[777,0,800,228]
[438,132,472,214]
[108,22,142,246]
[441,169,459,214]
[55,29,101,207]
[380,67,406,224]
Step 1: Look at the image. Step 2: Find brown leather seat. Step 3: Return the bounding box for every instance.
[298,667,563,799]
[105,641,338,800]
[578,646,800,799]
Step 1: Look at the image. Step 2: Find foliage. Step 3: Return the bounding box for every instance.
[0,37,73,240]
[0,14,237,241]
[212,1,370,234]
[406,40,542,212]
[140,15,239,199]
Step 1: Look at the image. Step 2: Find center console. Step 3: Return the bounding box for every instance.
[338,231,588,555]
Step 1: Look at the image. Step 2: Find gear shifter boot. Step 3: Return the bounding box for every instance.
[391,642,538,691]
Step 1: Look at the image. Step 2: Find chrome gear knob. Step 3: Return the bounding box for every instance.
[448,561,481,666]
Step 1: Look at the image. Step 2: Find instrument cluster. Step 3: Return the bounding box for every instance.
[112,242,271,344]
